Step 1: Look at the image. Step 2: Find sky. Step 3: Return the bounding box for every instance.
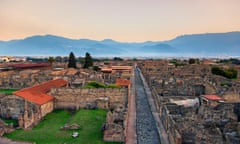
[1,0,240,42]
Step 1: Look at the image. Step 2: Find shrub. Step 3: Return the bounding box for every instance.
[211,67,237,79]
[220,82,232,87]
[84,81,120,89]
[105,84,120,88]
[84,81,105,88]
[2,118,18,127]
[92,66,101,71]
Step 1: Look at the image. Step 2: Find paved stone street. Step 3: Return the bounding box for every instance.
[135,68,160,144]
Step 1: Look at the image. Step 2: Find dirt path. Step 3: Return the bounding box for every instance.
[0,137,32,144]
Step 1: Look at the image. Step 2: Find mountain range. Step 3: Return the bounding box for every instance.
[0,31,240,57]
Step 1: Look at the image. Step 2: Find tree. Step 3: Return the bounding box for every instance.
[113,57,123,61]
[68,52,77,68]
[83,52,93,68]
[189,58,196,64]
[55,56,63,62]
[48,57,55,64]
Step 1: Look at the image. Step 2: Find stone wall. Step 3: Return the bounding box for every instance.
[161,105,182,144]
[104,109,126,142]
[0,70,52,89]
[17,101,52,129]
[51,88,128,110]
[198,103,238,124]
[0,95,26,119]
[40,101,54,117]
[0,94,53,129]
[160,99,238,143]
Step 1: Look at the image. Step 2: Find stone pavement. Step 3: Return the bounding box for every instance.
[135,68,161,144]
[138,67,170,144]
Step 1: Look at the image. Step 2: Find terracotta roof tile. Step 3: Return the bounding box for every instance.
[101,66,132,72]
[202,95,223,101]
[101,68,112,72]
[111,66,132,70]
[7,63,51,69]
[14,79,67,105]
[116,78,130,86]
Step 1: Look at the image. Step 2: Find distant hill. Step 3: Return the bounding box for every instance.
[165,31,240,56]
[0,31,240,57]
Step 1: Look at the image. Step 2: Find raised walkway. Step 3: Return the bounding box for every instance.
[126,66,137,144]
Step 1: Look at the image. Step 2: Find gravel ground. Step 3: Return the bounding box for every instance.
[135,68,160,144]
[0,137,32,144]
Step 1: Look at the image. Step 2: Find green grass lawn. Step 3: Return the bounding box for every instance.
[0,89,18,94]
[5,109,121,144]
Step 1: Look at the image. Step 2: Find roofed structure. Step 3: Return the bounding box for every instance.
[101,66,132,73]
[13,79,67,105]
[201,95,224,101]
[116,78,130,87]
[6,63,51,69]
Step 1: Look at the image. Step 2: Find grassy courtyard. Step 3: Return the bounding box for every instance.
[0,89,18,94]
[5,109,121,144]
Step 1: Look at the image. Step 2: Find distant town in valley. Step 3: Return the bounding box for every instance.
[1,50,240,143]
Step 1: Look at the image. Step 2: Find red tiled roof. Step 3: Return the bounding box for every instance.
[101,66,132,72]
[111,66,132,70]
[7,63,51,69]
[202,95,223,101]
[101,68,112,72]
[13,79,67,105]
[116,78,130,86]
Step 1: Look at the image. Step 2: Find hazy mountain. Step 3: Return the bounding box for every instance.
[165,31,240,56]
[0,32,240,57]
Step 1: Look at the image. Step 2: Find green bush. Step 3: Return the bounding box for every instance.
[211,67,237,79]
[1,118,18,127]
[84,81,120,89]
[0,89,18,94]
[84,81,105,88]
[220,82,232,87]
[105,84,120,88]
[93,66,101,71]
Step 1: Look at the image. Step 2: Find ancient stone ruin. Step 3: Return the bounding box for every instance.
[0,64,132,143]
[138,60,240,144]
